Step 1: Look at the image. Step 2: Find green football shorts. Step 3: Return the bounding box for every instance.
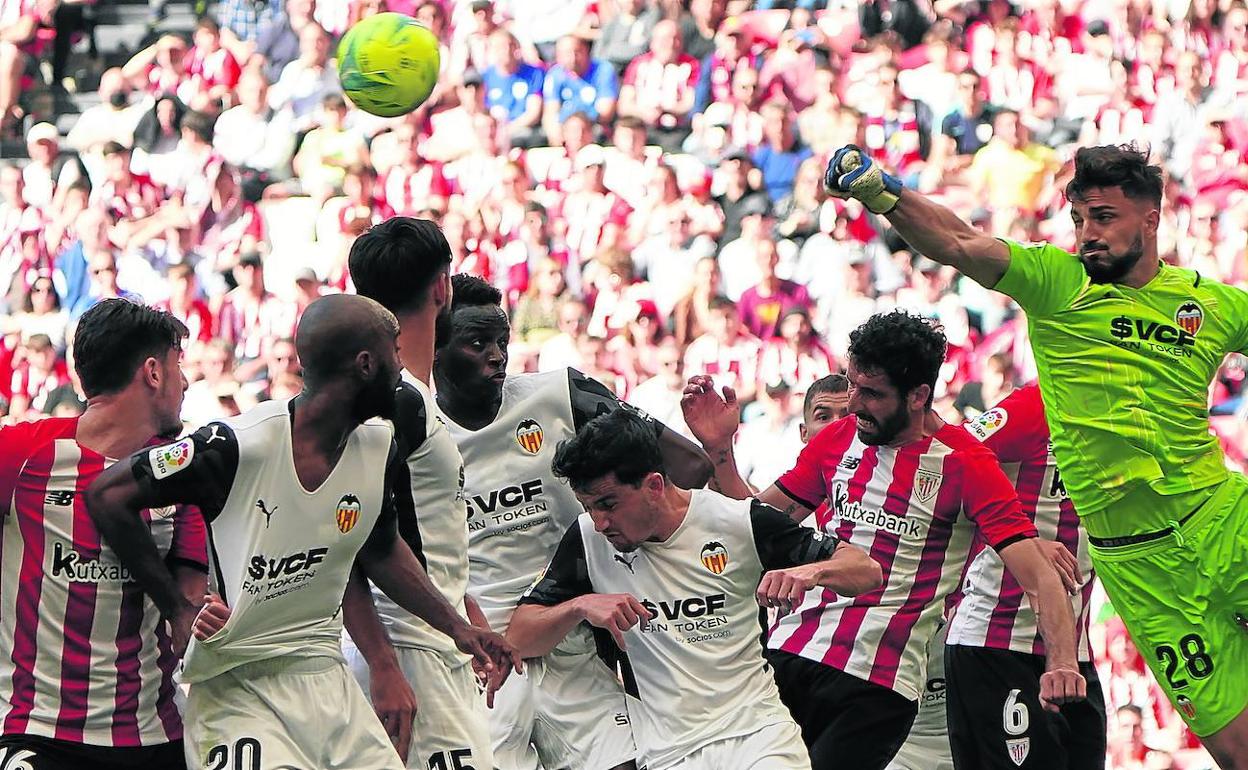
[1088,474,1248,737]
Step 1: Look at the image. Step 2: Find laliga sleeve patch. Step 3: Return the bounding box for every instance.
[148,437,195,479]
[965,407,1008,442]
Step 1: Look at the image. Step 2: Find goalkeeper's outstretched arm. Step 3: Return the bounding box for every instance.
[885,188,1012,289]
[825,146,1013,288]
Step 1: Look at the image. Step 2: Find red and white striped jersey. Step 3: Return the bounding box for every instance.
[0,418,207,747]
[946,384,1095,662]
[770,417,1037,700]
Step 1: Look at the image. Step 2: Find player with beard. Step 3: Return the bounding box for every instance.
[85,295,519,770]
[825,142,1248,768]
[434,274,712,770]
[0,300,202,770]
[681,310,1084,770]
[340,216,500,770]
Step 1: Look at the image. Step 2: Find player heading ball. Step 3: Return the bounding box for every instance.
[508,408,881,770]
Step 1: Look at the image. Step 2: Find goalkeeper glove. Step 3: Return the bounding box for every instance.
[824,145,903,215]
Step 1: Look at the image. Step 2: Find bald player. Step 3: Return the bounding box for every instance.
[86,295,520,770]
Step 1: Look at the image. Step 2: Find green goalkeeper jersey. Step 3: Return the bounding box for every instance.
[994,240,1248,537]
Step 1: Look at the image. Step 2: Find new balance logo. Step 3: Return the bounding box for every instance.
[614,554,637,573]
[839,456,861,470]
[44,490,74,506]
[255,499,279,528]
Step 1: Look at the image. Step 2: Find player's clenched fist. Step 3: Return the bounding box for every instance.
[192,593,231,642]
[574,593,655,650]
[757,565,824,613]
[824,145,903,215]
[1039,667,1087,713]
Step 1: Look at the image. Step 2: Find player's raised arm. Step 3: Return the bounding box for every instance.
[680,375,755,499]
[824,145,1012,288]
[86,423,237,656]
[570,368,714,489]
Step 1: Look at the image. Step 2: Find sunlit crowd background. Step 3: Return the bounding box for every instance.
[1,0,1245,766]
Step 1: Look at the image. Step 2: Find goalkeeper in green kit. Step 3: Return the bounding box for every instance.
[824,143,1248,768]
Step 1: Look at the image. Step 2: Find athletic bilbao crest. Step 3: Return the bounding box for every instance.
[700,541,729,575]
[1174,302,1204,337]
[914,470,943,504]
[335,494,362,534]
[515,419,544,454]
[1006,737,1030,766]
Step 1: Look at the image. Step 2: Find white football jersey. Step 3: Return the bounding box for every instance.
[446,368,627,636]
[523,490,838,770]
[370,373,470,662]
[136,399,395,683]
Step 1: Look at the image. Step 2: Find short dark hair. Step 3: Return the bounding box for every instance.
[181,110,214,143]
[349,217,452,315]
[803,373,848,414]
[847,311,946,407]
[552,408,664,492]
[708,295,737,313]
[1065,144,1163,206]
[450,273,502,310]
[73,299,188,398]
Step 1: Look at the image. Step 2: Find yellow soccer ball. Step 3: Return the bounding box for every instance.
[337,12,441,118]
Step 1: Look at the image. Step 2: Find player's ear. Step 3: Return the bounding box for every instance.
[909,383,931,413]
[356,349,375,380]
[141,356,162,390]
[799,422,810,444]
[432,269,451,311]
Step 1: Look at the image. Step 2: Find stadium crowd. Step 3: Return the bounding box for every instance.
[1,0,1246,766]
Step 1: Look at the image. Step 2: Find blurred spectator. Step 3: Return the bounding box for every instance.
[735,380,804,491]
[511,256,569,347]
[620,20,700,152]
[123,34,193,104]
[482,29,545,148]
[628,337,692,438]
[756,308,836,394]
[538,296,592,372]
[927,71,994,189]
[253,0,317,83]
[423,71,490,162]
[215,252,291,368]
[292,93,368,203]
[968,109,1061,231]
[449,0,500,78]
[594,0,661,73]
[683,295,760,403]
[131,94,188,178]
[186,17,242,103]
[693,13,756,115]
[217,0,282,49]
[713,150,768,246]
[953,352,1018,420]
[7,333,68,421]
[671,254,720,349]
[861,62,933,186]
[1151,50,1227,185]
[22,123,85,209]
[214,68,296,192]
[158,262,214,343]
[717,197,774,300]
[679,0,727,62]
[632,204,716,318]
[774,156,826,250]
[380,122,449,216]
[558,154,631,264]
[0,164,43,306]
[268,22,340,132]
[182,338,241,424]
[542,34,619,143]
[748,100,808,202]
[0,0,51,137]
[258,335,303,401]
[94,142,163,250]
[10,274,66,349]
[504,0,589,63]
[738,240,812,339]
[66,69,148,169]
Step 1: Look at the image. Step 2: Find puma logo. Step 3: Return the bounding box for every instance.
[614,554,637,574]
[255,499,279,528]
